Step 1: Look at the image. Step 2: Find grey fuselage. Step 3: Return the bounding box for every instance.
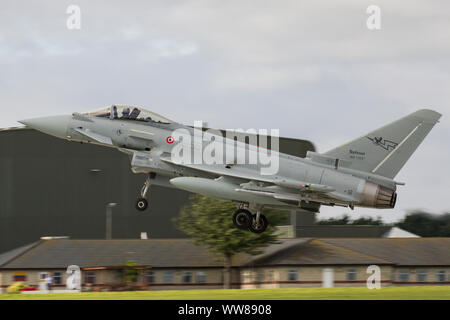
[62,114,397,212]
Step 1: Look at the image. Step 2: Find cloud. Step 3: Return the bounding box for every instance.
[211,65,321,91]
[145,38,198,59]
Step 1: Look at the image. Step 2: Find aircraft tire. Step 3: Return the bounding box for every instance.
[135,198,148,211]
[248,214,268,233]
[232,209,252,230]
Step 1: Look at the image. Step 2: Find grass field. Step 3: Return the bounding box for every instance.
[0,286,449,300]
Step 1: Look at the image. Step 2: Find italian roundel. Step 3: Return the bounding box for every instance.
[166,136,175,144]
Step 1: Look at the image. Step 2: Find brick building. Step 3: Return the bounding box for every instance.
[0,237,449,293]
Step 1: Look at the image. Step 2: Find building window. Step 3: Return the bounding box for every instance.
[145,271,155,284]
[399,270,409,282]
[256,270,264,283]
[196,272,206,283]
[163,271,173,283]
[288,269,298,281]
[85,271,96,284]
[53,272,62,285]
[417,270,427,282]
[267,270,274,282]
[346,269,357,281]
[242,271,251,283]
[436,270,446,282]
[39,272,48,281]
[182,271,192,283]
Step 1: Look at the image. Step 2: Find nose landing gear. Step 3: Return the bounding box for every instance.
[135,198,148,211]
[135,173,154,211]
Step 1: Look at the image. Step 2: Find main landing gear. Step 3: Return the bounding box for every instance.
[135,173,155,211]
[232,205,268,233]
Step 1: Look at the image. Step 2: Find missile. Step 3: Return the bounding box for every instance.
[169,177,283,205]
[275,179,335,193]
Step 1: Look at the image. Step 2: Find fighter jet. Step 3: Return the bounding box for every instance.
[19,106,441,233]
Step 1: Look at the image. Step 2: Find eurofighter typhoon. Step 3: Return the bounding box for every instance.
[19,106,441,233]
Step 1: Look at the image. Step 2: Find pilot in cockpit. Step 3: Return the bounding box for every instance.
[121,107,130,119]
[112,105,118,118]
[83,105,172,124]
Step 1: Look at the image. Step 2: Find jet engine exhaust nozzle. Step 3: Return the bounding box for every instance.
[361,182,397,209]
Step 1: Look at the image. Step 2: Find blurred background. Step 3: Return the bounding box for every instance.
[0,1,449,294]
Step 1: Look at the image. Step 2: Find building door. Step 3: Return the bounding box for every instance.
[322,268,334,288]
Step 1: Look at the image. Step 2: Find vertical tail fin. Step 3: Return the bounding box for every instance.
[324,109,441,178]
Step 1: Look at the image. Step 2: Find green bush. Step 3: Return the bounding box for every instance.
[6,282,29,294]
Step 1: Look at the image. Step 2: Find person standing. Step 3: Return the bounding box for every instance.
[44,275,53,292]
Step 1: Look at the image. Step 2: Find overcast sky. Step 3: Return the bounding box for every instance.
[1,0,449,222]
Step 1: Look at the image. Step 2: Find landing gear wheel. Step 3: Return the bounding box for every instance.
[249,214,268,233]
[135,198,148,211]
[232,209,252,230]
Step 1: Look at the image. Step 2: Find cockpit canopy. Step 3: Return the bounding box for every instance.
[82,105,172,124]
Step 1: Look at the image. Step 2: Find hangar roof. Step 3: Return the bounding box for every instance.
[320,238,450,267]
[0,239,239,269]
[1,238,449,269]
[0,126,29,132]
[0,242,40,267]
[245,239,391,266]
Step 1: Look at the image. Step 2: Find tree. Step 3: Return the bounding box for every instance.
[123,261,139,283]
[395,211,450,237]
[316,214,385,226]
[115,260,139,288]
[174,194,288,289]
[316,214,351,225]
[351,216,385,225]
[316,211,450,237]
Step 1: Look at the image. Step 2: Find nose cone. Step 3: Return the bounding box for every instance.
[19,115,72,139]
